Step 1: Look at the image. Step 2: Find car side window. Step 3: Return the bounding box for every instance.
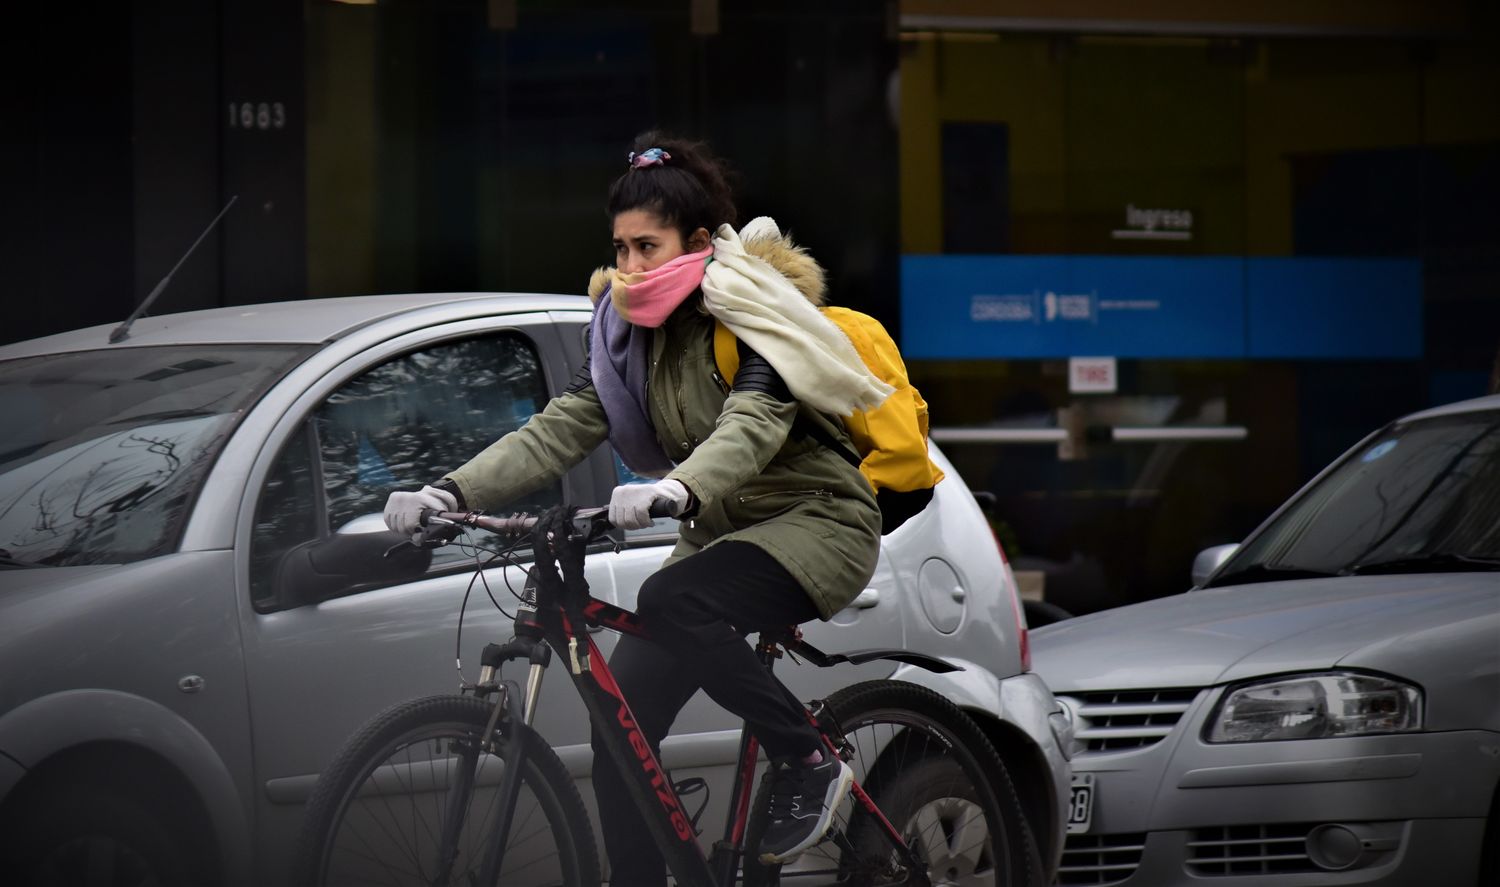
[613,452,681,543]
[249,427,319,607]
[249,332,557,608]
[314,333,555,533]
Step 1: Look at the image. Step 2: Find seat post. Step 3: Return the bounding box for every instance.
[755,625,802,672]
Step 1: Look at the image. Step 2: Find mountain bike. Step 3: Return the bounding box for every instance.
[293,504,1040,886]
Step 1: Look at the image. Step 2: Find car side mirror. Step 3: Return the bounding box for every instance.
[1192,543,1240,588]
[336,513,391,535]
[276,526,432,607]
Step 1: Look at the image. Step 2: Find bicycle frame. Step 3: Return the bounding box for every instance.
[435,508,937,887]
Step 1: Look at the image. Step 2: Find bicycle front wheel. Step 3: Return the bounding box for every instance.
[744,679,1042,887]
[294,694,599,887]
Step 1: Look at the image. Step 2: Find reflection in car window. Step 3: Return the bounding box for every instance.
[250,428,319,607]
[0,346,309,567]
[314,334,556,532]
[613,451,680,541]
[1213,412,1500,583]
[250,334,559,603]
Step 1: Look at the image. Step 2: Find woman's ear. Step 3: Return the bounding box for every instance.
[687,227,711,253]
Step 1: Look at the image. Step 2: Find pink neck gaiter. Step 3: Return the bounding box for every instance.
[610,247,713,328]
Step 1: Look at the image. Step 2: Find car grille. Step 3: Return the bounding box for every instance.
[1058,832,1147,885]
[1067,688,1200,752]
[1186,824,1320,875]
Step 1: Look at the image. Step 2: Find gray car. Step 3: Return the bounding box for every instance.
[0,293,1070,885]
[1032,394,1500,886]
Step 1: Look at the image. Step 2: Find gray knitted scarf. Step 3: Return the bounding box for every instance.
[590,286,676,477]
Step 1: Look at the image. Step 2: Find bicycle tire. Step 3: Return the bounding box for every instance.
[293,694,600,887]
[742,679,1042,887]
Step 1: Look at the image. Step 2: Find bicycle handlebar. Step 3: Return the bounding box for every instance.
[420,507,604,536]
[413,499,677,542]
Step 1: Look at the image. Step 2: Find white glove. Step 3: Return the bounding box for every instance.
[383,485,458,536]
[608,479,691,530]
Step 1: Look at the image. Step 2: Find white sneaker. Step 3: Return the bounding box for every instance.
[757,755,854,864]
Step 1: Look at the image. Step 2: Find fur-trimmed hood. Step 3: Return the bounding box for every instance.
[587,223,826,307]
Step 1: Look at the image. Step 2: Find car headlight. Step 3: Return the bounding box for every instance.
[1207,672,1422,743]
[1052,697,1081,760]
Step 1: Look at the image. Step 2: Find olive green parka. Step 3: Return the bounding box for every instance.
[442,233,881,618]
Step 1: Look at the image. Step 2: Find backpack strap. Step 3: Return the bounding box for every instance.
[713,320,740,382]
[793,410,862,470]
[716,318,865,470]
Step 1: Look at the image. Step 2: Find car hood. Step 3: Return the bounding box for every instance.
[1030,573,1499,692]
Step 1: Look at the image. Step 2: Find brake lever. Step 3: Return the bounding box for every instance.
[383,540,414,558]
[393,511,463,554]
[382,521,458,558]
[582,508,613,536]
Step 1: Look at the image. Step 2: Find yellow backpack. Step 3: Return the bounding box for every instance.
[713,307,946,532]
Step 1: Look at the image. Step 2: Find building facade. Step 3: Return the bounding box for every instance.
[898,1,1500,613]
[4,0,1496,612]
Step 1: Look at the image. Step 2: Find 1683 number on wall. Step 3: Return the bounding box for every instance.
[227,102,287,131]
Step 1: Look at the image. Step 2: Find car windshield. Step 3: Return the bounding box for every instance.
[0,345,310,568]
[1209,408,1500,586]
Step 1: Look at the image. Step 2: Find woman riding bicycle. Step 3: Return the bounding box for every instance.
[383,132,890,886]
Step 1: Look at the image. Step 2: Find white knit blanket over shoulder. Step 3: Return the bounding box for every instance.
[701,217,893,415]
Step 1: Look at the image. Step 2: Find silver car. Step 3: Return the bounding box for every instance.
[1032,394,1500,886]
[0,293,1070,885]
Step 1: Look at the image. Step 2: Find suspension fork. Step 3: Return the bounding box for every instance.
[432,637,525,887]
[432,711,489,887]
[466,607,554,885]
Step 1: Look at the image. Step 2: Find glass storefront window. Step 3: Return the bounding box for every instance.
[900,29,1497,614]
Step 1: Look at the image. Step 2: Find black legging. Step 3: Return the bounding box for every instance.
[590,540,822,887]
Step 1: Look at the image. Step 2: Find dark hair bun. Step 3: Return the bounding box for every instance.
[608,130,738,239]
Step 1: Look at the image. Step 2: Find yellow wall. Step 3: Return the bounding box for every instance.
[900,33,1067,253]
[1243,41,1424,254]
[901,29,1500,256]
[306,4,381,297]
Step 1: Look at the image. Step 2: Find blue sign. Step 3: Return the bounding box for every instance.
[1246,258,1423,359]
[900,255,1422,360]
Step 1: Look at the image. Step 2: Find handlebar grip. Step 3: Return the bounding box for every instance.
[647,498,678,519]
[412,509,462,547]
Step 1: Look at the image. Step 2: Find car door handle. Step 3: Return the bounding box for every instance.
[852,588,880,609]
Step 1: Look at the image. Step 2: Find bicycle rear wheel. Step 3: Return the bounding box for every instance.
[744,679,1041,887]
[294,694,599,887]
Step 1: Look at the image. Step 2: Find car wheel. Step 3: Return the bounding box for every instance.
[0,782,204,887]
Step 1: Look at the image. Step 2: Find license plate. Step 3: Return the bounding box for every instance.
[1067,773,1094,834]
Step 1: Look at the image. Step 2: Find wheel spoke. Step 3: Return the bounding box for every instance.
[911,804,952,868]
[744,684,1029,887]
[948,804,991,873]
[304,700,593,887]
